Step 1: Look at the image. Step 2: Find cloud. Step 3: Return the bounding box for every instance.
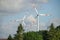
[0,0,24,12]
[0,0,48,13]
[26,15,36,24]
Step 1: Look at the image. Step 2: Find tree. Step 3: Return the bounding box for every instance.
[14,24,24,40]
[23,31,43,40]
[41,30,49,40]
[7,34,13,40]
[55,25,60,40]
[56,25,60,30]
[48,23,56,40]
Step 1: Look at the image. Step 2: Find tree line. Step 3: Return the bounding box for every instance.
[7,23,60,40]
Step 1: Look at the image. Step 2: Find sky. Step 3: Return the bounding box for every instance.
[0,0,60,38]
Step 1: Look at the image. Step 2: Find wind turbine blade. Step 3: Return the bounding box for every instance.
[39,14,50,16]
[22,21,26,26]
[44,14,50,16]
[39,14,45,16]
[20,15,27,26]
[35,8,38,14]
[32,4,39,15]
[22,16,26,20]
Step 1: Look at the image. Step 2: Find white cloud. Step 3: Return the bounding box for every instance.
[0,0,25,12]
[27,15,36,24]
[0,0,48,13]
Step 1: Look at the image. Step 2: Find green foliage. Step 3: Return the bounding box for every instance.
[7,35,13,40]
[23,31,43,40]
[56,25,60,30]
[48,23,56,40]
[49,23,55,31]
[14,24,24,40]
[55,25,60,40]
[48,23,60,40]
[41,30,49,40]
[17,24,24,33]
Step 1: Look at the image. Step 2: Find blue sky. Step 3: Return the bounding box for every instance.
[0,0,60,38]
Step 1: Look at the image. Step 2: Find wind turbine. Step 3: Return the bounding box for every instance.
[32,4,50,31]
[14,15,26,26]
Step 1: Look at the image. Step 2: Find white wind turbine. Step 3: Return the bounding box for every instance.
[15,16,26,26]
[32,4,50,31]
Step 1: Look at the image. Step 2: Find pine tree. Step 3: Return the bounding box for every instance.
[7,34,13,40]
[49,23,55,31]
[55,25,60,40]
[48,23,56,40]
[23,31,43,40]
[14,24,24,40]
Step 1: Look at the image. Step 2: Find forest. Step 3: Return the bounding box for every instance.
[7,23,60,40]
